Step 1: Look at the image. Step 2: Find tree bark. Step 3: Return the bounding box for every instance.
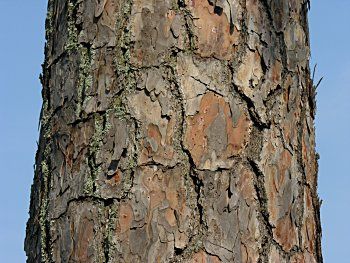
[25,0,322,262]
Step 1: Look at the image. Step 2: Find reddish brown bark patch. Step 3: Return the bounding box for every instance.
[274,214,298,252]
[185,92,251,170]
[186,0,239,59]
[106,169,122,186]
[263,134,299,251]
[270,150,298,251]
[117,202,133,235]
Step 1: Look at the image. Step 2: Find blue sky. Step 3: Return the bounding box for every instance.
[310,1,350,262]
[0,0,348,262]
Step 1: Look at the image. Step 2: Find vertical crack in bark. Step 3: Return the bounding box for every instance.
[102,199,115,263]
[183,10,197,51]
[248,159,272,263]
[232,82,270,130]
[166,58,207,258]
[249,158,301,261]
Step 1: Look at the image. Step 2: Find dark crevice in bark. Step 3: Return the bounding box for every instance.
[176,85,205,232]
[189,169,205,227]
[51,196,119,221]
[166,55,207,259]
[263,84,283,108]
[213,6,223,16]
[301,2,311,46]
[248,159,271,262]
[177,0,186,8]
[232,83,270,130]
[277,125,293,155]
[87,149,98,194]
[68,109,106,126]
[259,0,275,32]
[249,158,305,260]
[183,11,197,51]
[103,236,110,263]
[102,200,115,263]
[174,247,183,257]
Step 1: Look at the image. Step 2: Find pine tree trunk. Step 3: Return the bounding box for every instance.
[25,0,322,262]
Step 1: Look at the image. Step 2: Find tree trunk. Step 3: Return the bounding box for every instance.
[25,0,322,262]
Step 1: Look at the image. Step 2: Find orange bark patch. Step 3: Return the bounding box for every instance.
[185,92,251,169]
[274,213,298,251]
[166,187,179,210]
[271,60,282,84]
[264,143,299,251]
[145,123,162,152]
[118,202,133,234]
[164,208,177,227]
[187,0,239,59]
[106,169,122,186]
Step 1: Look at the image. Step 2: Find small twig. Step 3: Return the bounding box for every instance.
[315,77,323,89]
[312,64,317,82]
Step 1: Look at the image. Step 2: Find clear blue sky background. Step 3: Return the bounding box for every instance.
[0,0,348,262]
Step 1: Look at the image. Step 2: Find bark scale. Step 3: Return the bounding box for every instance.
[25,0,322,262]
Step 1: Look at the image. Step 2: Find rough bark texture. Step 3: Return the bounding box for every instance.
[25,0,322,262]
